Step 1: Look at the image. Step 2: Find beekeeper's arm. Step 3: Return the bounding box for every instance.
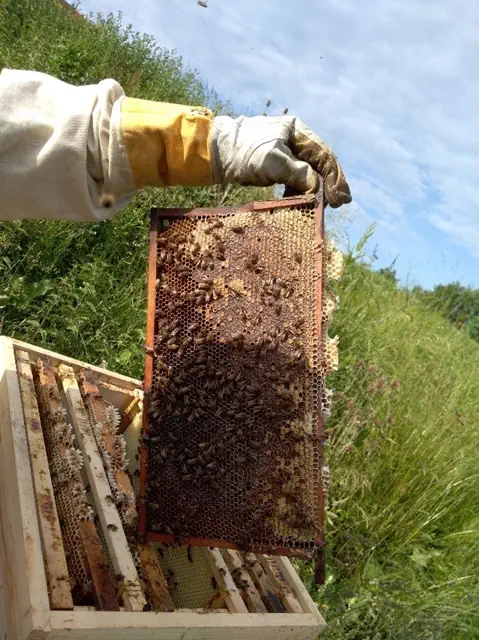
[0,69,351,222]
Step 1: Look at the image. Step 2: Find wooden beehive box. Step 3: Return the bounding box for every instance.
[0,336,325,639]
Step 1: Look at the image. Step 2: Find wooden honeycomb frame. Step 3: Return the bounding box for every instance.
[140,193,332,566]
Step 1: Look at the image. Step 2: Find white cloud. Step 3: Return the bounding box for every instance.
[79,0,479,286]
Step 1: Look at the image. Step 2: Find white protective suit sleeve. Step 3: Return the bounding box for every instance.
[0,68,136,222]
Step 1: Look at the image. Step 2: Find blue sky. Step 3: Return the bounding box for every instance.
[79,0,479,289]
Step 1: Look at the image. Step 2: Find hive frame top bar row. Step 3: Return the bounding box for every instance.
[150,193,319,219]
[139,186,326,567]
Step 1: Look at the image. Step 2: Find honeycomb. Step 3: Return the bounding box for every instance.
[80,387,136,529]
[156,545,216,609]
[34,362,95,602]
[140,199,341,556]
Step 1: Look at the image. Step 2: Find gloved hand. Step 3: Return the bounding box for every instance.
[0,69,351,222]
[210,115,351,208]
[122,102,351,208]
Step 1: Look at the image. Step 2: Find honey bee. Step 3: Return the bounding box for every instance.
[231,225,244,234]
[107,524,118,532]
[191,242,201,256]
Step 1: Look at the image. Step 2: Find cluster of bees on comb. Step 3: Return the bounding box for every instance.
[142,205,342,554]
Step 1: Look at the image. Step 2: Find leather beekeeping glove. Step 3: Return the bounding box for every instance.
[0,69,351,223]
[210,115,351,208]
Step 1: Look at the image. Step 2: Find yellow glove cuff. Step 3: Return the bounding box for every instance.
[120,98,214,188]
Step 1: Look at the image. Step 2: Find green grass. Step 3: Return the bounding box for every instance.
[297,260,479,638]
[2,2,479,637]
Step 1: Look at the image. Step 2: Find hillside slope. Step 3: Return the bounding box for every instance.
[309,260,479,638]
[1,1,479,638]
